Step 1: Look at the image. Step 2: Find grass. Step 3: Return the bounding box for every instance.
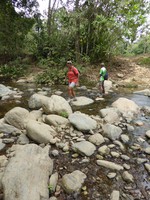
[137,57,150,67]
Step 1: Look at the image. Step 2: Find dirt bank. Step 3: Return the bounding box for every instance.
[84,55,150,89]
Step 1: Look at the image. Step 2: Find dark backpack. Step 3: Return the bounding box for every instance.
[104,71,108,80]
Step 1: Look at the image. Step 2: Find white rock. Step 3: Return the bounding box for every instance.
[26,120,58,144]
[71,96,94,106]
[72,141,96,156]
[112,97,140,118]
[98,145,110,156]
[144,163,150,174]
[42,95,72,116]
[97,160,123,170]
[45,114,69,127]
[88,133,105,146]
[69,112,97,132]
[146,130,150,139]
[62,170,87,194]
[110,190,120,200]
[102,124,122,141]
[122,171,134,183]
[2,144,53,200]
[4,107,30,129]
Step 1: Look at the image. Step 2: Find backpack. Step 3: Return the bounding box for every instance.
[104,71,108,80]
[72,67,79,77]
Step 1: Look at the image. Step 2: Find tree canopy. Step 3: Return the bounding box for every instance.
[0,0,150,62]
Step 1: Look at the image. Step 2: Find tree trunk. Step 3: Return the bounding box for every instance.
[47,0,57,37]
[47,0,52,36]
[75,0,80,62]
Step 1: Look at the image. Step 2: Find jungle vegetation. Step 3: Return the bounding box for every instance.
[0,0,150,83]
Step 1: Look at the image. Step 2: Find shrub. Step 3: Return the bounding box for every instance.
[37,58,56,69]
[138,57,150,67]
[35,67,66,85]
[0,64,26,79]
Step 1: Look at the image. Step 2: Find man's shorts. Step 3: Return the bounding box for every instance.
[69,82,76,88]
[99,80,104,86]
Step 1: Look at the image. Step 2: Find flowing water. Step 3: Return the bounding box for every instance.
[0,80,150,199]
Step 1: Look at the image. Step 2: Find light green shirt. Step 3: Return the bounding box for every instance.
[100,67,107,81]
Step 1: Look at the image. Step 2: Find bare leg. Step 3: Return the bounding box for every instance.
[68,87,73,98]
[99,82,102,94]
[71,88,75,97]
[99,81,105,95]
[102,81,105,94]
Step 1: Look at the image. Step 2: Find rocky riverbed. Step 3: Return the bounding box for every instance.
[0,81,150,200]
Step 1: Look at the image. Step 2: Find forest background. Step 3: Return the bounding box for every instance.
[0,0,150,85]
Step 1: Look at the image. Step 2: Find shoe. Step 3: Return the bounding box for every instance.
[72,97,77,101]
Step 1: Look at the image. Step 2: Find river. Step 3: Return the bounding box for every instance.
[0,80,150,200]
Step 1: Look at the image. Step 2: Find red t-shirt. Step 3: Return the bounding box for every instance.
[67,66,79,83]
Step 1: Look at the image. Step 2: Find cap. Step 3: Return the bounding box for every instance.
[100,62,105,66]
[67,60,72,64]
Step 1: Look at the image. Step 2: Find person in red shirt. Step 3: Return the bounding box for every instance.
[65,60,79,101]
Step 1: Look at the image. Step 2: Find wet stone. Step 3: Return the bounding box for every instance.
[123,163,130,170]
[146,130,150,139]
[2,138,15,144]
[110,190,120,200]
[121,155,130,161]
[61,170,87,194]
[111,151,120,158]
[120,134,130,144]
[72,141,96,156]
[0,139,6,151]
[144,147,150,154]
[136,158,148,164]
[122,171,134,183]
[107,172,117,179]
[144,163,150,173]
[97,160,123,171]
[98,145,110,156]
[51,150,59,157]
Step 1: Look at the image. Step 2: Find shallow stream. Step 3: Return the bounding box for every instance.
[0,80,150,200]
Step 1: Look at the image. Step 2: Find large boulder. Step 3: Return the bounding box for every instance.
[104,80,113,93]
[4,107,30,129]
[42,95,72,116]
[28,93,49,110]
[71,96,94,106]
[2,144,53,200]
[26,120,58,144]
[69,112,97,132]
[112,97,140,118]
